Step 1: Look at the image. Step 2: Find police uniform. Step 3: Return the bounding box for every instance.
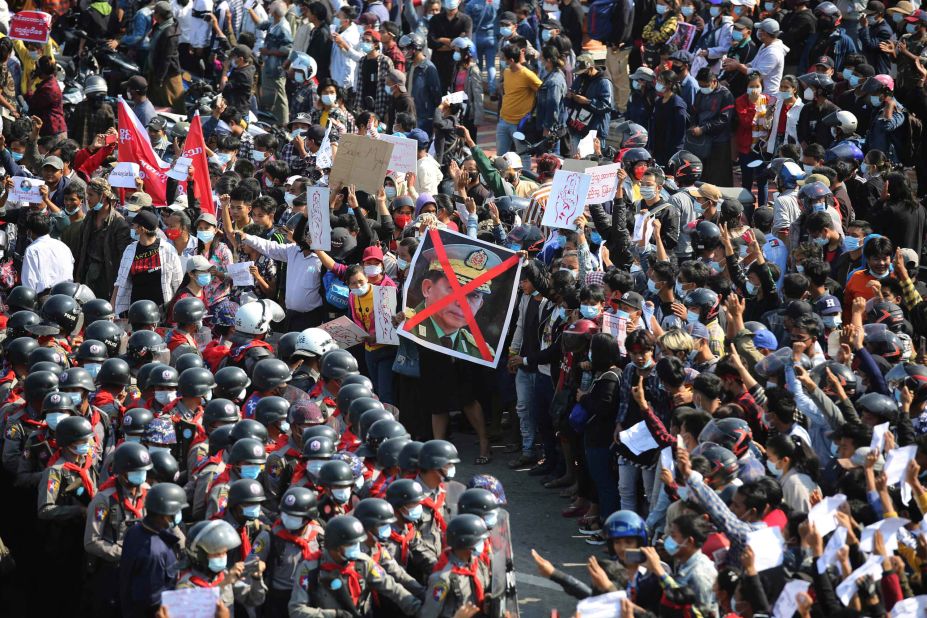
[16,427,56,488]
[265,519,325,615]
[419,551,492,618]
[381,521,435,578]
[221,510,271,566]
[415,477,450,572]
[288,552,422,618]
[406,245,501,360]
[205,468,242,520]
[291,366,319,394]
[175,564,267,611]
[307,383,342,435]
[365,540,425,596]
[263,438,302,516]
[165,399,206,471]
[2,403,42,476]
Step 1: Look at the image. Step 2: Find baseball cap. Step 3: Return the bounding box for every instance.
[387,69,407,92]
[133,210,159,232]
[493,156,512,173]
[814,55,835,69]
[147,116,168,131]
[575,53,595,75]
[125,192,152,211]
[153,0,172,16]
[330,227,358,260]
[231,44,252,60]
[196,212,218,227]
[364,28,382,42]
[288,112,313,127]
[168,194,188,212]
[502,152,523,170]
[753,329,778,351]
[865,0,885,14]
[499,11,516,23]
[693,183,722,202]
[786,300,813,320]
[687,321,710,340]
[899,247,920,269]
[362,245,384,263]
[619,291,644,312]
[42,156,64,170]
[122,75,147,91]
[813,294,842,316]
[758,18,780,34]
[734,16,754,29]
[408,128,430,150]
[541,18,562,29]
[752,207,774,230]
[185,255,212,273]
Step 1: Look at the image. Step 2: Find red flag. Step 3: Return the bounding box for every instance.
[181,114,215,215]
[117,99,168,205]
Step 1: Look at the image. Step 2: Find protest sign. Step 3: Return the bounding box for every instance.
[108,162,141,189]
[378,133,417,175]
[442,91,469,105]
[9,177,44,203]
[400,228,521,368]
[601,312,627,354]
[576,130,597,158]
[166,157,192,182]
[586,163,621,205]
[305,186,331,251]
[576,591,627,618]
[329,134,394,194]
[227,262,255,287]
[9,11,51,44]
[316,125,334,169]
[320,316,369,349]
[541,170,592,230]
[619,421,659,455]
[668,21,698,52]
[373,285,399,345]
[160,587,221,618]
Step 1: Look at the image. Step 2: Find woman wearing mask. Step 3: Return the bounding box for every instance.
[642,0,680,66]
[649,70,689,166]
[679,0,706,48]
[856,149,891,221]
[735,72,774,214]
[764,433,819,512]
[626,67,657,129]
[166,255,212,323]
[449,37,484,140]
[870,171,927,258]
[766,75,803,157]
[535,46,568,155]
[192,212,234,310]
[309,79,357,137]
[27,56,66,139]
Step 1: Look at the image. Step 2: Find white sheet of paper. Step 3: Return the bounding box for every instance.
[306,186,332,251]
[871,422,890,452]
[373,285,399,346]
[808,493,846,538]
[320,315,369,349]
[771,580,810,618]
[576,130,597,158]
[540,170,592,230]
[315,124,334,169]
[8,176,44,203]
[891,595,927,618]
[586,163,621,205]
[860,517,910,553]
[660,446,675,476]
[817,526,848,574]
[746,526,785,571]
[161,587,221,618]
[601,312,627,354]
[618,421,659,455]
[166,156,192,181]
[632,213,654,246]
[884,444,917,486]
[108,162,141,189]
[441,91,469,105]
[836,555,884,605]
[227,261,254,287]
[576,590,627,618]
[378,133,418,174]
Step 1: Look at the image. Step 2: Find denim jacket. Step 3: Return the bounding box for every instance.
[536,69,567,128]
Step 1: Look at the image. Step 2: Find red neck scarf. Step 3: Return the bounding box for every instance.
[239,523,252,558]
[273,522,320,560]
[187,571,226,588]
[320,561,362,606]
[369,471,395,499]
[433,549,484,605]
[207,467,233,496]
[266,433,289,453]
[97,480,147,519]
[193,452,224,475]
[338,429,360,452]
[421,488,447,532]
[389,522,416,564]
[62,455,96,498]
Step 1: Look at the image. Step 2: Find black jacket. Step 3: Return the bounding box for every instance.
[148,17,181,82]
[222,64,255,117]
[306,25,333,82]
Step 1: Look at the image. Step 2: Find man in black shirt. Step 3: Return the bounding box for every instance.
[559,0,585,56]
[385,69,417,131]
[427,0,473,92]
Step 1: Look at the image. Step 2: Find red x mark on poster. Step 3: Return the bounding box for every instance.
[403,229,520,362]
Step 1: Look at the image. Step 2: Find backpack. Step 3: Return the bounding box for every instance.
[586,0,617,44]
[322,270,350,311]
[895,110,924,167]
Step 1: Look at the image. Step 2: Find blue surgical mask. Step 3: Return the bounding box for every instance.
[710,6,720,16]
[240,464,262,479]
[542,29,553,42]
[812,201,826,212]
[11,151,23,161]
[66,392,83,407]
[894,12,904,22]
[907,23,918,33]
[632,80,642,90]
[452,51,462,62]
[766,459,783,477]
[709,260,723,272]
[197,230,215,244]
[640,186,657,200]
[208,554,227,573]
[589,231,602,245]
[332,17,341,28]
[656,3,667,13]
[647,279,659,294]
[733,5,743,14]
[686,310,700,324]
[842,68,854,81]
[764,1,774,10]
[823,315,842,329]
[127,470,147,486]
[130,229,139,241]
[74,442,91,455]
[443,0,459,9]
[242,504,262,519]
[173,511,183,526]
[675,282,687,297]
[92,202,104,212]
[615,309,631,320]
[745,280,757,295]
[196,273,212,287]
[483,511,498,528]
[579,305,600,319]
[501,26,513,37]
[281,512,305,530]
[869,268,890,280]
[154,390,176,405]
[278,421,290,434]
[377,524,392,540]
[553,306,566,322]
[396,258,410,271]
[843,236,861,251]
[344,543,364,560]
[732,29,744,41]
[813,235,828,246]
[405,504,423,521]
[473,539,486,554]
[359,42,374,54]
[848,75,860,87]
[46,412,65,430]
[699,86,713,95]
[84,363,102,379]
[860,162,870,175]
[331,487,352,503]
[682,5,694,15]
[870,95,882,107]
[663,536,681,555]
[252,150,267,163]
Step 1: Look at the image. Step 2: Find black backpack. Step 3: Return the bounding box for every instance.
[895,110,924,167]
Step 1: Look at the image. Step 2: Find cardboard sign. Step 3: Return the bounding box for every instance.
[305,186,331,251]
[373,285,399,345]
[108,162,141,189]
[541,170,592,230]
[329,133,394,195]
[586,163,621,205]
[8,176,44,204]
[320,315,369,349]
[378,133,417,175]
[9,11,51,44]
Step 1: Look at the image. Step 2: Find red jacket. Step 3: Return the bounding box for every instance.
[26,78,66,136]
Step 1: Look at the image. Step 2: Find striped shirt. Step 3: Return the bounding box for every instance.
[523,180,553,228]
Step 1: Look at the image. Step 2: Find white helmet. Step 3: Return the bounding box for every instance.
[294,328,336,358]
[234,299,285,335]
[84,75,108,97]
[291,52,317,81]
[834,110,858,134]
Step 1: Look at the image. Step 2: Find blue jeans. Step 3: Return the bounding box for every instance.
[365,346,397,405]
[475,35,496,95]
[618,462,657,513]
[585,445,619,520]
[496,119,530,167]
[514,368,538,455]
[739,152,768,217]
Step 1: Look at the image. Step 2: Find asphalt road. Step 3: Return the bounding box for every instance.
[454,435,598,618]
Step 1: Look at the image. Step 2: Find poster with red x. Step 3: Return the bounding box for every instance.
[399,228,522,368]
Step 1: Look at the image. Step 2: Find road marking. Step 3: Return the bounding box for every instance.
[516,572,562,591]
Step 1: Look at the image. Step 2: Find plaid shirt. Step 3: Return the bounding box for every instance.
[352,54,394,120]
[617,363,663,427]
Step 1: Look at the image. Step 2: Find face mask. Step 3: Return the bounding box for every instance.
[210,153,231,168]
[303,460,325,477]
[501,26,513,37]
[869,267,890,279]
[350,284,370,297]
[332,17,341,28]
[46,412,65,430]
[208,554,227,573]
[321,93,337,107]
[126,469,147,486]
[359,42,374,54]
[709,260,723,272]
[813,235,829,247]
[823,315,842,329]
[647,279,660,294]
[764,1,774,9]
[281,513,305,530]
[453,51,463,62]
[656,3,668,13]
[11,151,23,162]
[66,392,83,407]
[843,236,861,251]
[654,82,667,94]
[443,0,459,8]
[733,6,743,14]
[194,273,213,288]
[473,539,486,554]
[383,185,398,201]
[860,162,870,175]
[663,536,681,555]
[776,90,793,101]
[65,205,81,216]
[748,87,761,97]
[811,201,826,212]
[745,280,757,295]
[240,464,262,479]
[331,487,352,503]
[687,310,700,324]
[640,186,657,200]
[632,80,642,91]
[908,23,918,33]
[444,465,456,480]
[173,511,183,526]
[84,363,102,379]
[242,504,261,519]
[766,459,783,477]
[155,390,176,405]
[130,229,139,241]
[675,282,687,297]
[614,309,631,321]
[766,381,777,390]
[732,29,745,41]
[377,524,392,540]
[252,150,267,163]
[682,5,694,15]
[405,504,423,521]
[283,192,298,208]
[803,87,815,101]
[579,305,600,319]
[894,12,904,22]
[197,230,216,244]
[364,264,383,277]
[553,306,566,322]
[28,50,39,59]
[699,86,713,94]
[74,442,92,456]
[165,228,182,241]
[634,358,655,370]
[796,264,804,273]
[482,511,499,529]
[395,258,410,272]
[344,543,364,560]
[870,95,882,107]
[710,6,721,16]
[293,5,302,16]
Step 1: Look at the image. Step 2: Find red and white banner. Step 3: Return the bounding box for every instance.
[9,11,51,44]
[117,99,168,206]
[180,114,215,215]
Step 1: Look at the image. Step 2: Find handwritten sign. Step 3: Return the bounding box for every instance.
[161,587,221,618]
[108,162,141,189]
[320,315,369,349]
[9,11,51,44]
[227,261,254,287]
[9,176,43,203]
[329,133,394,195]
[166,156,192,181]
[373,285,399,345]
[586,163,621,205]
[540,170,592,230]
[668,20,698,52]
[602,312,627,354]
[378,133,417,175]
[306,186,331,251]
